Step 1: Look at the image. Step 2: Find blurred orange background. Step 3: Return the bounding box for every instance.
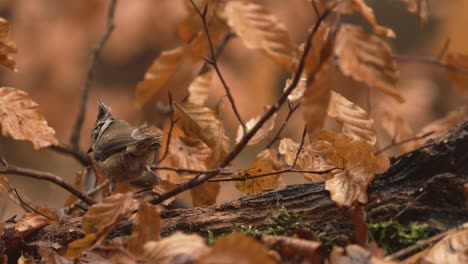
[0,0,466,219]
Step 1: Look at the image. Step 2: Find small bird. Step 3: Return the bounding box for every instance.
[89,100,162,192]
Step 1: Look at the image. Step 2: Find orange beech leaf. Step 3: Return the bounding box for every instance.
[328,91,376,146]
[0,87,58,150]
[334,24,404,103]
[285,74,307,103]
[235,111,277,146]
[135,46,187,107]
[221,1,295,70]
[262,235,325,263]
[67,193,138,258]
[0,17,17,71]
[302,61,334,142]
[169,136,212,171]
[414,106,467,147]
[329,244,399,264]
[231,149,282,194]
[191,181,220,207]
[346,0,395,38]
[445,52,468,95]
[198,233,277,264]
[190,16,229,62]
[279,138,339,182]
[402,0,429,24]
[188,70,213,106]
[173,102,230,161]
[319,130,379,206]
[374,102,415,153]
[143,232,209,264]
[128,202,161,255]
[420,227,468,264]
[14,208,58,237]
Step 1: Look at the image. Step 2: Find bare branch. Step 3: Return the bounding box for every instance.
[0,162,96,205]
[151,165,228,175]
[149,7,335,205]
[50,144,88,166]
[393,54,468,75]
[69,0,118,150]
[437,37,451,60]
[189,0,246,132]
[266,101,301,149]
[208,167,338,182]
[13,189,59,222]
[291,125,307,168]
[375,131,434,155]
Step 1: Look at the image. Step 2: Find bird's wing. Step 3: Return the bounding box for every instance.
[93,136,137,161]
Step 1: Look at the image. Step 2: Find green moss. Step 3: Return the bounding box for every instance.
[207,230,215,246]
[368,220,445,253]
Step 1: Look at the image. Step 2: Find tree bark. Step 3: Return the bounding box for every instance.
[160,121,468,237]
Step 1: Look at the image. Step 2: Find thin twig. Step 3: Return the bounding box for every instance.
[13,189,59,222]
[0,163,96,205]
[208,167,338,182]
[151,165,229,175]
[437,38,451,60]
[63,180,109,214]
[50,144,89,166]
[157,92,175,164]
[266,101,301,149]
[393,54,468,75]
[375,131,434,155]
[69,0,118,149]
[197,31,235,75]
[149,7,335,205]
[291,126,307,168]
[189,0,246,133]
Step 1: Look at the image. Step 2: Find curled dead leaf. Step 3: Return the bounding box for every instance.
[402,0,429,24]
[191,181,220,207]
[221,1,295,70]
[328,91,376,146]
[169,136,212,171]
[198,233,277,264]
[14,208,58,237]
[188,70,213,106]
[346,0,396,38]
[231,149,282,194]
[0,87,58,150]
[334,24,404,103]
[128,202,161,255]
[143,232,209,264]
[236,111,277,146]
[421,227,468,264]
[135,46,187,108]
[0,17,17,71]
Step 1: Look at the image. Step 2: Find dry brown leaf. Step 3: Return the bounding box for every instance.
[221,1,295,70]
[169,136,212,171]
[421,227,468,264]
[374,102,415,153]
[190,16,229,62]
[0,87,58,150]
[191,181,220,206]
[302,61,334,142]
[188,70,213,106]
[328,91,376,146]
[285,74,307,103]
[445,52,468,95]
[329,244,398,264]
[67,193,138,258]
[135,46,187,108]
[143,232,209,264]
[278,138,339,182]
[231,149,282,194]
[14,208,58,237]
[334,24,404,103]
[304,23,332,77]
[262,235,324,263]
[402,0,429,24]
[0,17,17,71]
[198,233,277,264]
[174,102,230,161]
[37,246,72,264]
[414,106,467,147]
[319,130,379,206]
[346,0,395,38]
[235,112,277,146]
[128,202,161,255]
